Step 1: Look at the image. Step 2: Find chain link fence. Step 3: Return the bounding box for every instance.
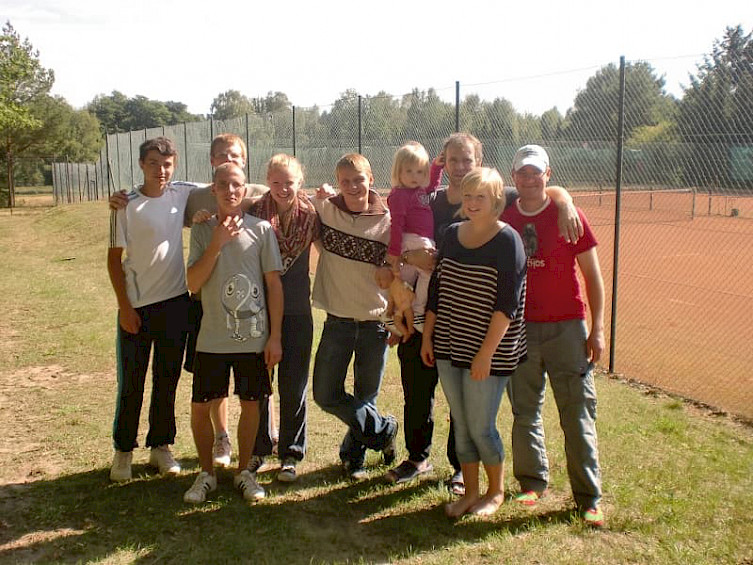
[48,56,753,420]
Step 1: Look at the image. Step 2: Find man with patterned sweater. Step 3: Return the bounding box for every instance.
[311,153,399,479]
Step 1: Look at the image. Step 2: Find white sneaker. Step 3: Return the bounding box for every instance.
[149,445,181,475]
[234,469,265,501]
[110,450,132,482]
[183,471,217,504]
[212,434,232,467]
[277,457,297,483]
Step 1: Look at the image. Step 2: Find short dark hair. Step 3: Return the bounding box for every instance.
[139,137,178,162]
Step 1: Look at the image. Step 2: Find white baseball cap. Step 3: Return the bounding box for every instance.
[512,145,550,172]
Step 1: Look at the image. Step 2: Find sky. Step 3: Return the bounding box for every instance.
[3,0,751,117]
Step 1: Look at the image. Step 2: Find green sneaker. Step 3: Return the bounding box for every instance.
[514,489,547,506]
[582,506,605,528]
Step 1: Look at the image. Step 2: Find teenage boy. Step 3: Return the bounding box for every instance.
[107,137,192,482]
[183,163,283,503]
[502,144,606,527]
[311,153,398,479]
[110,134,271,469]
[182,134,270,469]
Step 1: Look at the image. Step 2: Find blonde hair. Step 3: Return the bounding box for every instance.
[443,132,483,164]
[458,167,506,218]
[210,133,247,162]
[266,153,304,183]
[335,153,373,179]
[390,141,430,187]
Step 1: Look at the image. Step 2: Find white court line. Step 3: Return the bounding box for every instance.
[658,253,703,259]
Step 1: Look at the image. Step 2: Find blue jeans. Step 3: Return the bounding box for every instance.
[435,360,508,466]
[312,315,394,467]
[507,319,602,510]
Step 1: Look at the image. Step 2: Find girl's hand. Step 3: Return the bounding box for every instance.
[420,334,435,367]
[432,151,445,168]
[192,209,212,224]
[470,351,492,381]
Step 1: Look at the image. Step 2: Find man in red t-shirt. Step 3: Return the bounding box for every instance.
[502,144,606,527]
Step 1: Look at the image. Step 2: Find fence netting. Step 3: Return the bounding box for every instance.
[46,56,753,419]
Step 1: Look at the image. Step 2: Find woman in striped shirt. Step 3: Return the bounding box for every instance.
[421,167,527,518]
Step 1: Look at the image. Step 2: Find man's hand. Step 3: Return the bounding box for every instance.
[192,209,212,224]
[557,201,584,244]
[403,249,436,272]
[264,336,282,369]
[315,183,336,199]
[374,266,394,290]
[211,215,243,248]
[420,334,435,367]
[109,190,129,211]
[587,327,605,364]
[118,305,141,334]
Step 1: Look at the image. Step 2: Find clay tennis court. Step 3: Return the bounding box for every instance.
[574,189,753,420]
[310,188,753,420]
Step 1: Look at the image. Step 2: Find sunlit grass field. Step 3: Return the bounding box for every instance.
[0,200,751,564]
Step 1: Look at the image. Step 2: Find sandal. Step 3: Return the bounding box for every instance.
[385,460,433,484]
[447,470,465,496]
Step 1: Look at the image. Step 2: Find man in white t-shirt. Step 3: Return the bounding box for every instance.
[107,137,192,482]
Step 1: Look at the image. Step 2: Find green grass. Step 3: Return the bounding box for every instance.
[0,202,752,564]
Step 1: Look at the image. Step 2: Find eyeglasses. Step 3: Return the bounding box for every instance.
[514,170,546,180]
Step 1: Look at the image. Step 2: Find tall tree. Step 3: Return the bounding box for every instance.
[253,91,292,115]
[0,21,55,207]
[562,61,673,144]
[678,25,753,187]
[210,89,256,121]
[88,91,200,133]
[540,107,564,143]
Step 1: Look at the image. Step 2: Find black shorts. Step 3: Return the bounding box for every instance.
[192,352,271,403]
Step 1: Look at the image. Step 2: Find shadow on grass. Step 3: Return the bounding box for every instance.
[0,461,577,564]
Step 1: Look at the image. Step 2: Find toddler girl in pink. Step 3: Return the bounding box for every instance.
[386,141,443,334]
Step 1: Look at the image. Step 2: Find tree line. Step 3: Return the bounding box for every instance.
[2,21,751,206]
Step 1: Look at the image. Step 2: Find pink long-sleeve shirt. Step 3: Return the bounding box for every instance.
[386,162,443,256]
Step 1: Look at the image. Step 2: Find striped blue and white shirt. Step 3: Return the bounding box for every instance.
[427,222,527,376]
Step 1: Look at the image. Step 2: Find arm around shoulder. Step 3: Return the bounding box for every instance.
[546,185,584,244]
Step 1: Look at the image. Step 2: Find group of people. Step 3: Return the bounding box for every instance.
[106,130,606,527]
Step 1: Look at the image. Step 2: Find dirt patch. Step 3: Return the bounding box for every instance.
[0,365,104,486]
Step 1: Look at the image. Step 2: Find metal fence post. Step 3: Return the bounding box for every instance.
[245,113,251,179]
[292,106,296,157]
[115,134,121,192]
[183,122,189,181]
[105,133,112,197]
[129,131,135,189]
[455,81,460,132]
[609,56,626,373]
[358,95,362,154]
